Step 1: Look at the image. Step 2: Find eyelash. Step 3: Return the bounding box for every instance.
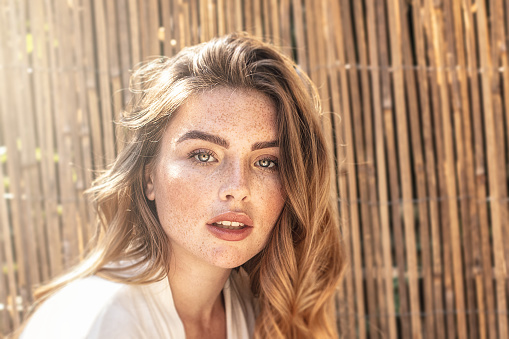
[187,149,217,165]
[187,150,279,172]
[255,157,279,172]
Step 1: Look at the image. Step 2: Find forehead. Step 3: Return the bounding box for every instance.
[165,87,278,140]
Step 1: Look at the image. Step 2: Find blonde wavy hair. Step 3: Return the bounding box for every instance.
[27,33,345,338]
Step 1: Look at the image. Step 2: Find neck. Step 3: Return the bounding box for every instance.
[167,249,231,323]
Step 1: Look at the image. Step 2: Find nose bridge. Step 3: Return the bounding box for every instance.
[220,157,250,201]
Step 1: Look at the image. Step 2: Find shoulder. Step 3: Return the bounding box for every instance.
[21,276,151,339]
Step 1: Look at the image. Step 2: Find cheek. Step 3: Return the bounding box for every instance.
[153,165,209,225]
[255,175,286,228]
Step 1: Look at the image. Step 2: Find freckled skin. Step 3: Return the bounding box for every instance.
[145,88,285,269]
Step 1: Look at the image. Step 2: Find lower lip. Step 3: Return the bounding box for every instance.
[206,224,253,241]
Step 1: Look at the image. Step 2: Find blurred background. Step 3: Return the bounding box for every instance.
[1,0,509,338]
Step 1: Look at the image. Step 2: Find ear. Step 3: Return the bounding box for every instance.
[144,166,156,201]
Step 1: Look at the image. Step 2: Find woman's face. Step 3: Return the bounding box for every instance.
[145,87,285,269]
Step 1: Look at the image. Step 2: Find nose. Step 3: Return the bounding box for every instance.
[219,160,250,202]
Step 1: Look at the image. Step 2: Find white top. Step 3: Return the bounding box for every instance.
[20,269,256,338]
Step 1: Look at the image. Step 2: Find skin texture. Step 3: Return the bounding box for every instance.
[145,87,285,269]
[144,87,285,338]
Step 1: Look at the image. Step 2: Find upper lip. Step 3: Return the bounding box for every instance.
[207,212,254,227]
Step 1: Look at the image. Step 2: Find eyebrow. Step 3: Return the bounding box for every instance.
[176,130,279,151]
[251,140,279,151]
[177,130,229,148]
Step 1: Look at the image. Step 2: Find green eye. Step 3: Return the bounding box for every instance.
[259,159,273,167]
[188,150,217,164]
[256,158,278,171]
[197,153,211,162]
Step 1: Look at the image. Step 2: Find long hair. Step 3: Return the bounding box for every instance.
[30,33,345,338]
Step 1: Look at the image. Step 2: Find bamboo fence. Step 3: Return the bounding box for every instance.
[1,0,508,338]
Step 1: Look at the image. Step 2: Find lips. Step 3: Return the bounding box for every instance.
[206,212,254,241]
[206,212,254,227]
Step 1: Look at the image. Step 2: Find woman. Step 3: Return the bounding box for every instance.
[19,33,345,338]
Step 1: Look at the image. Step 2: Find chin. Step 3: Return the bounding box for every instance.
[207,248,257,269]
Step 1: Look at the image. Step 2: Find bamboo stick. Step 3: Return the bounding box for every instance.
[0,4,21,328]
[253,0,262,37]
[314,0,330,116]
[279,0,291,57]
[30,0,60,282]
[190,0,199,45]
[11,0,41,298]
[217,0,226,36]
[429,2,468,338]
[399,0,434,337]
[411,1,445,338]
[422,2,455,337]
[291,0,307,72]
[0,12,10,326]
[448,0,484,337]
[105,0,123,142]
[179,0,191,48]
[148,0,162,56]
[386,0,422,337]
[421,2,455,337]
[304,0,317,82]
[128,0,142,65]
[116,0,133,99]
[244,0,254,35]
[352,1,384,336]
[3,0,29,309]
[82,0,103,248]
[200,0,209,41]
[0,156,19,328]
[476,0,509,337]
[71,0,94,250]
[323,0,353,335]
[207,0,217,39]
[332,0,366,336]
[93,0,116,164]
[270,0,280,46]
[375,1,412,337]
[383,102,410,338]
[262,0,270,38]
[42,0,65,278]
[0,215,8,331]
[365,0,397,337]
[53,0,80,267]
[138,0,150,58]
[489,0,509,301]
